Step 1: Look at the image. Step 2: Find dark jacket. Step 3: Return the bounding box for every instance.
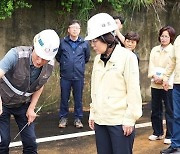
[55,36,90,80]
[133,51,140,64]
[0,46,54,107]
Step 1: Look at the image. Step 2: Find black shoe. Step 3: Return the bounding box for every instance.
[160,146,178,154]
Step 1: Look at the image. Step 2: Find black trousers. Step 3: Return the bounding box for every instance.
[95,124,135,154]
[151,88,173,138]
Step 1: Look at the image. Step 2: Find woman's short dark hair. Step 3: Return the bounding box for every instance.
[158,26,176,43]
[97,32,119,47]
[124,31,140,44]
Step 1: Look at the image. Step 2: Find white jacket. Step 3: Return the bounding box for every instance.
[89,45,142,126]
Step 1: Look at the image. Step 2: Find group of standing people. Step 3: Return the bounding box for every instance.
[0,12,142,154]
[0,11,179,154]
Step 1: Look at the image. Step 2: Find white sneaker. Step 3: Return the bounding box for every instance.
[148,135,163,141]
[164,138,171,144]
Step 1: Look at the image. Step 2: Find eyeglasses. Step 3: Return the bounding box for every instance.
[69,26,81,30]
[160,35,170,39]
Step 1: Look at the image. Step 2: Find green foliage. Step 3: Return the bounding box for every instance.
[57,0,95,34]
[59,0,156,13]
[0,0,165,20]
[0,0,31,20]
[107,0,155,12]
[58,0,159,24]
[59,0,94,19]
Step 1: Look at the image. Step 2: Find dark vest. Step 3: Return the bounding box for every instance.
[0,46,54,107]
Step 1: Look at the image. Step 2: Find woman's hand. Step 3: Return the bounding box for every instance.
[163,81,169,91]
[89,119,95,130]
[153,75,163,84]
[122,125,134,136]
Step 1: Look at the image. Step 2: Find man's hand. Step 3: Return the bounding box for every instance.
[122,125,134,136]
[89,119,95,130]
[163,81,169,91]
[26,107,36,125]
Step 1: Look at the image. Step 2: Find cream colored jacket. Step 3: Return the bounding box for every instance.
[148,44,174,89]
[163,35,180,83]
[89,45,142,126]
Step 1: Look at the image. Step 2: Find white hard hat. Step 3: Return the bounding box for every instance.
[33,29,60,60]
[85,13,118,40]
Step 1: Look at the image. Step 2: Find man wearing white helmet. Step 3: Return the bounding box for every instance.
[0,29,60,153]
[86,13,142,154]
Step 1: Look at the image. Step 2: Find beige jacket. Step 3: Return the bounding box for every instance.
[163,35,180,84]
[148,44,174,89]
[89,45,142,126]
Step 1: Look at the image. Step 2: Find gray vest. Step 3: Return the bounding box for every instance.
[0,46,54,107]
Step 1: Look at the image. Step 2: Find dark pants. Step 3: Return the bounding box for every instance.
[0,103,37,154]
[151,88,173,138]
[95,124,135,154]
[59,78,84,119]
[171,84,180,148]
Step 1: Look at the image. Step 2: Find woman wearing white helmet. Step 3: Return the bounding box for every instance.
[86,13,142,154]
[0,29,59,153]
